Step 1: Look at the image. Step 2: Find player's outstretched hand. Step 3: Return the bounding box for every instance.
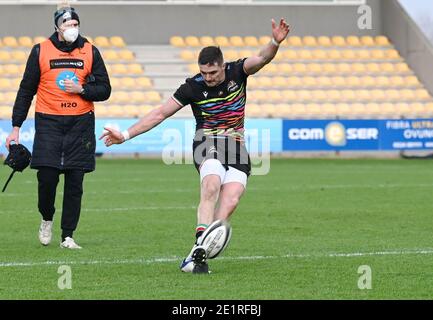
[272,18,290,44]
[99,126,124,146]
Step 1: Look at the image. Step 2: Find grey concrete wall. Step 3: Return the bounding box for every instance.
[381,0,433,96]
[0,0,381,43]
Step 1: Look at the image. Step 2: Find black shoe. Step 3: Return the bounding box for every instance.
[192,247,210,274]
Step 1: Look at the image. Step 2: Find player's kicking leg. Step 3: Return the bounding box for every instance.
[180,159,225,274]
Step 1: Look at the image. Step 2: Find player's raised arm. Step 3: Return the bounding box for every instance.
[243,18,290,75]
[99,97,183,146]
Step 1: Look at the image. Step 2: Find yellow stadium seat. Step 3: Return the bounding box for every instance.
[389,76,405,87]
[337,63,352,74]
[308,63,322,74]
[357,50,370,60]
[400,89,416,101]
[278,63,292,74]
[371,49,386,60]
[257,77,273,87]
[109,77,121,90]
[361,76,376,87]
[108,105,125,117]
[0,38,3,48]
[273,51,284,62]
[322,63,337,74]
[111,64,128,75]
[136,77,152,89]
[380,63,396,73]
[312,49,327,60]
[341,89,357,102]
[416,89,431,100]
[3,64,20,76]
[331,36,346,47]
[214,36,230,47]
[312,90,327,102]
[103,50,119,62]
[303,76,317,87]
[94,36,111,48]
[298,50,313,60]
[356,90,371,101]
[318,36,332,47]
[188,63,199,74]
[375,36,391,46]
[395,102,410,114]
[121,77,136,89]
[119,50,135,61]
[303,36,317,47]
[322,103,337,115]
[0,78,12,89]
[385,49,401,60]
[124,105,140,118]
[375,76,390,87]
[426,102,433,113]
[111,91,129,104]
[297,90,311,102]
[185,36,200,47]
[0,50,11,61]
[229,36,244,47]
[336,103,351,116]
[18,36,33,48]
[258,36,271,46]
[351,63,366,74]
[95,106,109,118]
[360,36,375,47]
[245,103,261,118]
[395,62,410,73]
[268,90,283,102]
[273,76,287,87]
[128,63,144,74]
[200,36,215,47]
[284,50,298,60]
[293,63,307,74]
[239,50,253,59]
[244,36,259,47]
[405,76,420,87]
[327,50,342,60]
[180,50,196,61]
[341,50,357,60]
[410,102,426,116]
[366,63,381,73]
[110,36,126,48]
[365,103,381,116]
[170,36,186,47]
[130,91,147,104]
[33,36,47,45]
[247,76,258,88]
[317,76,332,88]
[11,77,21,88]
[386,90,401,101]
[0,106,12,119]
[347,76,361,87]
[371,89,386,101]
[287,36,302,47]
[346,36,361,47]
[305,103,322,116]
[224,50,239,61]
[261,63,278,74]
[351,103,366,116]
[332,76,346,87]
[291,103,307,117]
[4,91,16,103]
[281,90,297,102]
[145,91,162,103]
[3,36,18,47]
[287,76,302,87]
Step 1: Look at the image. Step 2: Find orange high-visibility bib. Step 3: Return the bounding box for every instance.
[36,39,94,115]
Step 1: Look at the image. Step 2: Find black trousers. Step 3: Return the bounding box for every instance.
[37,167,85,240]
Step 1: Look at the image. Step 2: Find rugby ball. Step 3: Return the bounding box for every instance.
[198,220,232,259]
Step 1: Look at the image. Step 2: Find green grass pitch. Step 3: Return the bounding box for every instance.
[1,158,433,299]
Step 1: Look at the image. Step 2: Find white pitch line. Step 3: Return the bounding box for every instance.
[1,249,433,268]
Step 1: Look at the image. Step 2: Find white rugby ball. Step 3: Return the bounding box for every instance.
[199,220,232,259]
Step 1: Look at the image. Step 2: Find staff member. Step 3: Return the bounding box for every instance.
[5,5,111,249]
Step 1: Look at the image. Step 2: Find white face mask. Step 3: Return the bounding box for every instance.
[62,27,79,43]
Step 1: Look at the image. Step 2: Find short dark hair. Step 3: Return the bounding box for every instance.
[198,46,224,66]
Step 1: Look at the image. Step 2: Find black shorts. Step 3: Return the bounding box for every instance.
[192,135,251,177]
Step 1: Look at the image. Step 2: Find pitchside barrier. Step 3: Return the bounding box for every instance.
[0,118,432,156]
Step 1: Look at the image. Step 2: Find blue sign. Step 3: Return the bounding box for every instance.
[282,119,433,151]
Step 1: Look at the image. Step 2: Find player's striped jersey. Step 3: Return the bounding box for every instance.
[173,59,248,141]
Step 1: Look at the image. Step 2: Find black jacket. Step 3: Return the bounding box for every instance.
[12,33,111,172]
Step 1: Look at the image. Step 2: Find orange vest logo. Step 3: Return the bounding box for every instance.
[36,40,94,115]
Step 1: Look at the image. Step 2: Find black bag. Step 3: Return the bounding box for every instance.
[2,144,31,192]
